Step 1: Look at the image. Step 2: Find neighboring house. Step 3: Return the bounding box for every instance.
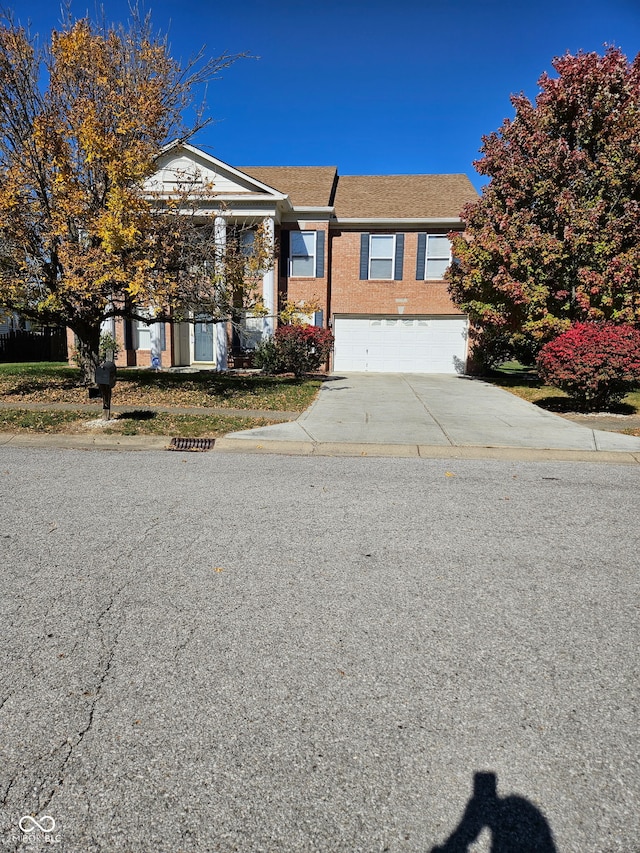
[70,142,478,374]
[0,313,31,335]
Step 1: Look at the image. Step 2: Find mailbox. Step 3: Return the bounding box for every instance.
[95,361,117,387]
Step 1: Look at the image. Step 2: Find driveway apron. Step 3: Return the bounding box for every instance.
[222,373,640,453]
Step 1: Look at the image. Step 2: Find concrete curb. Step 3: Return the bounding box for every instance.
[214,436,640,464]
[2,432,639,463]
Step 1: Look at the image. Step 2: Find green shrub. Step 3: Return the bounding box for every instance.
[99,331,120,361]
[252,338,282,374]
[254,325,334,377]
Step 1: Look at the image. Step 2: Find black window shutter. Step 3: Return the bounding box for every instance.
[315,230,325,278]
[160,323,166,351]
[416,233,427,280]
[280,230,290,278]
[124,319,133,350]
[394,234,405,280]
[359,233,370,280]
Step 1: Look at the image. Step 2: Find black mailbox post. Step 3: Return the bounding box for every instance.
[95,361,117,420]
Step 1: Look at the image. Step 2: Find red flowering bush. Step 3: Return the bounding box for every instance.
[536,322,640,411]
[253,325,334,377]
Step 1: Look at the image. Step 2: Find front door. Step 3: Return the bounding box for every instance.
[194,315,214,362]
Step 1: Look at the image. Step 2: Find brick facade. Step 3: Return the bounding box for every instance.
[328,230,464,317]
[278,222,331,317]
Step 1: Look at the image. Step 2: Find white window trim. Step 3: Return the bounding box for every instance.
[134,308,166,351]
[368,234,396,281]
[424,234,452,280]
[290,230,317,278]
[135,310,152,350]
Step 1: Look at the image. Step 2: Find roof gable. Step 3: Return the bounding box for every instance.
[147,143,286,199]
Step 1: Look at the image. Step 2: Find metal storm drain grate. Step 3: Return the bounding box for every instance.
[168,437,215,452]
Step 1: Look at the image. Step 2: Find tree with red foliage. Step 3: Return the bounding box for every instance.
[447,48,640,368]
[537,322,640,411]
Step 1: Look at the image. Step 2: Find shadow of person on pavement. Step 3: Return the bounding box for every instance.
[431,771,557,853]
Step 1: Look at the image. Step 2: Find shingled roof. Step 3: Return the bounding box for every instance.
[332,174,478,219]
[238,166,337,207]
[237,166,478,218]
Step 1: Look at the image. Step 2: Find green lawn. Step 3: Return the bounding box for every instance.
[101,411,276,437]
[0,406,277,437]
[0,408,88,433]
[0,362,321,411]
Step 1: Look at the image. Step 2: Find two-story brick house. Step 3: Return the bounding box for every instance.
[88,142,478,374]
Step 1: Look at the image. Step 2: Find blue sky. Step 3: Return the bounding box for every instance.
[11,0,640,189]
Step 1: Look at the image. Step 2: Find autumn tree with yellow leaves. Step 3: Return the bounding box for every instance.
[0,11,269,381]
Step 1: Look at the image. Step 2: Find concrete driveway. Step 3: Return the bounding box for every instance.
[218,373,640,457]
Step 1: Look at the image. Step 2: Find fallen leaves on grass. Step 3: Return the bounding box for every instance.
[0,408,279,437]
[0,409,88,432]
[100,413,277,437]
[0,364,321,411]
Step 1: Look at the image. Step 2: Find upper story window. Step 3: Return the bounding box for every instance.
[369,235,395,280]
[282,230,325,279]
[420,234,452,280]
[359,233,405,281]
[290,231,316,277]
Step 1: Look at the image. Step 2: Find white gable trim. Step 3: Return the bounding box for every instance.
[154,141,289,202]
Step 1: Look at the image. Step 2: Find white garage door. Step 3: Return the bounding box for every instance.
[333,316,468,373]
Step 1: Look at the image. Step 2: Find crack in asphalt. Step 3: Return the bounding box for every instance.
[1,505,184,848]
[0,772,18,809]
[29,511,176,817]
[35,640,118,822]
[174,624,197,660]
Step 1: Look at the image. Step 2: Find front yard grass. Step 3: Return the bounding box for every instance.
[0,408,88,433]
[0,362,321,411]
[483,361,640,414]
[0,362,317,436]
[0,407,275,437]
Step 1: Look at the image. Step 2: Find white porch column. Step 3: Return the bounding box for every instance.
[262,216,276,339]
[100,317,115,337]
[100,313,116,361]
[214,215,228,370]
[149,322,162,369]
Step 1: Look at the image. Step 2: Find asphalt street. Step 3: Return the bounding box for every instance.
[0,447,638,852]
